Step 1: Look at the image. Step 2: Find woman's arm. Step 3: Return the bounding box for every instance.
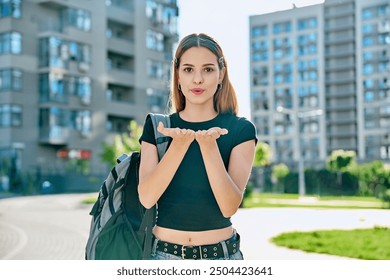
[138,123,195,209]
[196,129,255,217]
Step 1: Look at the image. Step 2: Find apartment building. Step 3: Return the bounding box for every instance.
[0,0,178,189]
[249,0,390,167]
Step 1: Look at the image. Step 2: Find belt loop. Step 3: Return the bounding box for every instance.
[151,236,159,257]
[220,240,229,260]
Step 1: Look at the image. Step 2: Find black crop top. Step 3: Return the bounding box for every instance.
[139,112,257,231]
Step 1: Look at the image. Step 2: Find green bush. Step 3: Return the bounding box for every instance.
[381,189,390,208]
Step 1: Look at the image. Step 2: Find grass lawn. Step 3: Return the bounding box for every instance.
[271,227,390,260]
[243,192,386,209]
[81,196,97,204]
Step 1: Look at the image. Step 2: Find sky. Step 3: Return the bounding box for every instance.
[177,0,325,119]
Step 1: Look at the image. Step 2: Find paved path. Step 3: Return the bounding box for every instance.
[0,193,389,260]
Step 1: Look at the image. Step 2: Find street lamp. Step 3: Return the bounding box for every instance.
[276,106,323,198]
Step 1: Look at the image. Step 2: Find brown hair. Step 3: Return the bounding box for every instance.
[170,33,238,115]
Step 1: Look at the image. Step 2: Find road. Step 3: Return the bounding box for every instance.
[1,193,389,260]
[0,193,92,260]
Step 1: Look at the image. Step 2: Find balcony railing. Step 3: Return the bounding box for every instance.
[40,126,69,145]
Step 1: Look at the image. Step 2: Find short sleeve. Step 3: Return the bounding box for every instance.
[139,114,156,145]
[233,117,258,147]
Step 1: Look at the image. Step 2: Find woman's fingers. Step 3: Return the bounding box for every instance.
[158,122,227,142]
[158,122,195,141]
[195,127,229,142]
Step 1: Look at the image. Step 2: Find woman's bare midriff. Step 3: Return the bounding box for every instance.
[153,225,234,246]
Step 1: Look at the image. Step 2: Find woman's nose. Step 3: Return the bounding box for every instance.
[193,71,203,84]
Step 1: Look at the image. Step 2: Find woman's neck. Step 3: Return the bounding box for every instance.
[179,107,218,122]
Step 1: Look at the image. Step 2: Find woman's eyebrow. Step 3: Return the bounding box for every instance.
[182,63,217,67]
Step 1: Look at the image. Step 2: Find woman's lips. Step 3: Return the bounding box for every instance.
[191,88,205,95]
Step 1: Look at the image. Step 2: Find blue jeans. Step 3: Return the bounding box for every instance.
[150,233,244,260]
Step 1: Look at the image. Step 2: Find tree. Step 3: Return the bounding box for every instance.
[326,149,356,187]
[100,120,143,168]
[253,142,271,167]
[272,163,289,193]
[350,160,390,197]
[326,149,356,172]
[251,142,272,191]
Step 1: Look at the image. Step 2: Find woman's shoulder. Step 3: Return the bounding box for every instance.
[220,113,255,127]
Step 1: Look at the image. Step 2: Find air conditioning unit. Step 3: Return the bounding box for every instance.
[78,62,90,73]
[80,95,91,105]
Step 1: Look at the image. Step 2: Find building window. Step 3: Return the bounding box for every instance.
[39,73,91,104]
[0,104,22,127]
[146,29,164,52]
[378,34,390,45]
[106,115,132,133]
[363,64,374,75]
[145,0,178,34]
[62,8,92,32]
[252,25,268,37]
[273,21,291,34]
[362,8,373,20]
[0,31,22,55]
[71,110,91,135]
[362,24,374,34]
[0,68,22,91]
[146,88,168,112]
[298,33,317,56]
[106,0,133,9]
[39,107,68,128]
[252,66,268,86]
[0,0,21,19]
[39,37,91,69]
[251,91,269,110]
[147,59,169,80]
[298,17,317,30]
[106,84,134,103]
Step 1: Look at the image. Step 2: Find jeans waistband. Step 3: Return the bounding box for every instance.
[151,233,240,260]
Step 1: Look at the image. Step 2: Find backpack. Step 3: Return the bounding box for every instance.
[85,113,170,260]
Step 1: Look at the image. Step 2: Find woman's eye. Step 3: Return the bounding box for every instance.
[204,67,213,72]
[183,67,192,72]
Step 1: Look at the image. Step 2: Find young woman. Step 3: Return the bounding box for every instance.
[138,33,257,260]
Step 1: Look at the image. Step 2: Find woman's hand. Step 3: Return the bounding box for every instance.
[195,127,228,148]
[157,122,195,146]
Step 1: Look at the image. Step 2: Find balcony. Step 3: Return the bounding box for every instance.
[106,69,135,87]
[326,103,356,111]
[107,38,135,56]
[38,19,65,35]
[40,126,69,145]
[325,46,355,58]
[107,5,135,25]
[36,0,68,8]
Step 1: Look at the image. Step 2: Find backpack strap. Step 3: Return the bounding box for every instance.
[149,113,171,161]
[141,113,170,260]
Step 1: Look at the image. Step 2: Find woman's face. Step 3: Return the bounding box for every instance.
[178,47,225,110]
